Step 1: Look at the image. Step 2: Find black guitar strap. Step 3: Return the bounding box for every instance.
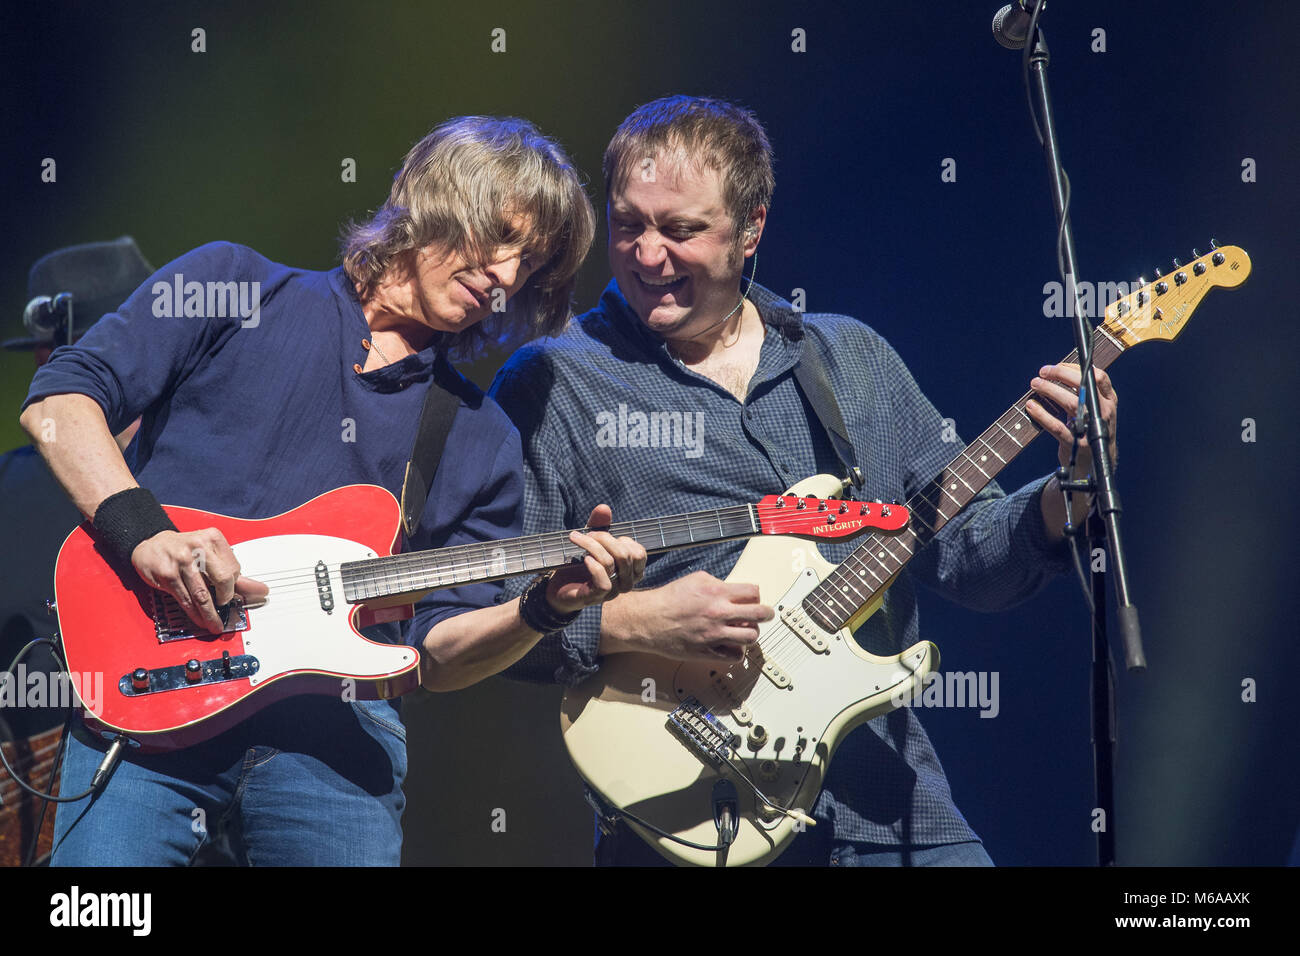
[399,359,462,539]
[792,328,864,491]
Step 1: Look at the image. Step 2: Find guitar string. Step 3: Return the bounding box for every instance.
[740,320,1174,712]
[190,506,888,594]
[747,418,1022,706]
[716,359,1091,716]
[692,333,1113,680]
[237,504,761,587]
[735,332,1129,709]
[701,388,1056,719]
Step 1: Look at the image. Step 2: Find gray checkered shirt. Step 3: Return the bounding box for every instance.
[490,279,1072,847]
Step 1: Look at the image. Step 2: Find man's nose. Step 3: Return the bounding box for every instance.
[635,233,667,268]
[487,251,522,289]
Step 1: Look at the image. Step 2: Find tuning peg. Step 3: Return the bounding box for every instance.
[1172,257,1181,268]
[1137,275,1147,287]
[1210,237,1219,249]
[1153,266,1163,277]
[1192,248,1200,258]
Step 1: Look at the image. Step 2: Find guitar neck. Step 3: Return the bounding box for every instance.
[803,327,1127,633]
[340,505,760,604]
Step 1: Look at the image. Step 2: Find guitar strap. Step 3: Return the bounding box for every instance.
[792,327,864,490]
[399,357,462,539]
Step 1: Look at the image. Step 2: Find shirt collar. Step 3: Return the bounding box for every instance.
[329,265,451,392]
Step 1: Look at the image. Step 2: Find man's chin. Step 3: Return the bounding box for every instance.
[639,305,691,337]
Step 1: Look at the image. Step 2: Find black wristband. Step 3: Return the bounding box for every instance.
[519,573,580,635]
[92,487,178,566]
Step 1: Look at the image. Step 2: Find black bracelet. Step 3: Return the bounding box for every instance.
[519,573,580,635]
[92,487,178,566]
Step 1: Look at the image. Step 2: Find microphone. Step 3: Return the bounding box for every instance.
[23,292,73,335]
[992,0,1044,50]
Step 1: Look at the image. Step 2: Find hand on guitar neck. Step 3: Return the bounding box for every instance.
[1027,361,1120,542]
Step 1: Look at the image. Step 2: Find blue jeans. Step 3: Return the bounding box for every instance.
[52,696,406,866]
[595,815,994,867]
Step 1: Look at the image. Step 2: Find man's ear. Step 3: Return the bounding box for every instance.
[742,206,767,255]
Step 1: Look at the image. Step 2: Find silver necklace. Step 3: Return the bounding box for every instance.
[368,336,394,366]
[668,252,758,366]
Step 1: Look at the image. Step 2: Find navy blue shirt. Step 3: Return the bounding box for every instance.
[23,241,522,649]
[490,279,1072,848]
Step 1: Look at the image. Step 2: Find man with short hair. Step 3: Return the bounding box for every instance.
[491,96,1118,865]
[20,116,646,866]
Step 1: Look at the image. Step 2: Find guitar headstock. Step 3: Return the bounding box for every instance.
[755,494,910,540]
[1101,242,1251,348]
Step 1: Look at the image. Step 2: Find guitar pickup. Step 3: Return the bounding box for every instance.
[760,659,792,689]
[315,560,334,614]
[779,605,829,653]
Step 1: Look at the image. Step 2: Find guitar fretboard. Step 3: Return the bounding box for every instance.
[803,330,1126,633]
[340,506,760,603]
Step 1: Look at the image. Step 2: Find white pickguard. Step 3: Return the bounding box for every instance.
[232,534,417,683]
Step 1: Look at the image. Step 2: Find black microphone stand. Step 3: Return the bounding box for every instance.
[1007,7,1146,868]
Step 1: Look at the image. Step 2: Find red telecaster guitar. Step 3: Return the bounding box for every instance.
[53,485,910,750]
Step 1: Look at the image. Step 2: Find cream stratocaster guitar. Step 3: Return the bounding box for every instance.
[560,243,1253,866]
[53,486,908,751]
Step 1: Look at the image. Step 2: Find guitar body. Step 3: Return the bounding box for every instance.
[561,474,937,867]
[54,485,419,751]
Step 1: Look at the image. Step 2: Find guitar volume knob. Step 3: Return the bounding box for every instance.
[131,668,150,691]
[185,659,203,683]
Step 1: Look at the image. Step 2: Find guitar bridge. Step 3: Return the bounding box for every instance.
[152,593,249,642]
[667,697,736,766]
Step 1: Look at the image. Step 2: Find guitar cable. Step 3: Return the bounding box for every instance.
[1021,0,1106,608]
[0,637,112,805]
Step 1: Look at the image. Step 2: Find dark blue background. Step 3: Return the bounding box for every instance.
[3,0,1296,865]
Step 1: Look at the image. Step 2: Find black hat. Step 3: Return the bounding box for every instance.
[5,236,155,350]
